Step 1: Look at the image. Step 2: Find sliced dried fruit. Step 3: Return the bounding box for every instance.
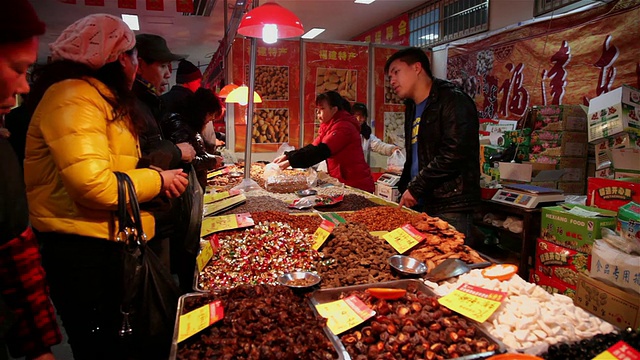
[365,288,407,300]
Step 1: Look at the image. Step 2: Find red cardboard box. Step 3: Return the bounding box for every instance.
[531,269,577,299]
[535,238,590,289]
[586,177,640,211]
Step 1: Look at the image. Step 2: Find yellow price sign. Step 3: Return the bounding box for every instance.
[203,194,246,216]
[382,224,426,254]
[314,295,376,335]
[201,213,255,237]
[177,300,224,343]
[203,189,242,204]
[438,283,507,323]
[206,167,230,179]
[196,240,214,272]
[312,220,336,250]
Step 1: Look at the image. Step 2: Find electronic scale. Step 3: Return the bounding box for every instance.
[491,184,565,209]
[376,173,401,187]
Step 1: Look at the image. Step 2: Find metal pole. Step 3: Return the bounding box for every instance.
[244,36,257,179]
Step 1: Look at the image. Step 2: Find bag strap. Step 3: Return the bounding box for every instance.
[114,172,147,245]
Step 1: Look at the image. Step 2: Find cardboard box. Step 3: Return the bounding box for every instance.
[590,240,640,295]
[533,105,588,132]
[557,181,586,195]
[375,183,400,203]
[611,148,640,173]
[617,201,640,247]
[530,131,588,157]
[593,131,640,152]
[558,157,588,182]
[531,269,577,298]
[587,85,640,143]
[535,238,590,289]
[595,166,613,179]
[541,204,617,252]
[503,128,532,147]
[586,177,640,211]
[575,273,640,329]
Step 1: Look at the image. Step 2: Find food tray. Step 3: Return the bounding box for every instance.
[310,279,506,360]
[169,291,348,360]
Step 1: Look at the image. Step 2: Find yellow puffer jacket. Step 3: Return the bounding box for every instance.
[25,78,163,241]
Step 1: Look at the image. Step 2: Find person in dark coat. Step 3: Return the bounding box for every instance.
[161,59,202,114]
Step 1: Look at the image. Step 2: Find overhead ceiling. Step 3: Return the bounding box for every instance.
[32,0,424,69]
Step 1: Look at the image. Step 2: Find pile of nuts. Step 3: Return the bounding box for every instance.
[384,75,403,104]
[177,285,338,359]
[342,207,416,231]
[197,222,321,291]
[338,283,499,359]
[252,108,289,144]
[250,211,322,234]
[254,65,289,100]
[384,112,406,146]
[317,222,400,288]
[315,68,357,101]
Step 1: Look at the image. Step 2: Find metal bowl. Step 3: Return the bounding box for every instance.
[296,189,317,197]
[277,271,321,289]
[388,255,428,276]
[228,171,244,178]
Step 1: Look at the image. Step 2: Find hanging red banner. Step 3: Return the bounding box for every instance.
[146,0,164,11]
[302,42,369,144]
[118,0,136,9]
[177,0,194,13]
[84,0,104,6]
[231,40,301,153]
[352,14,410,46]
[446,1,640,120]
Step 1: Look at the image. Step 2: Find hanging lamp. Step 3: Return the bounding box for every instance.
[218,83,239,98]
[226,85,262,105]
[237,2,304,44]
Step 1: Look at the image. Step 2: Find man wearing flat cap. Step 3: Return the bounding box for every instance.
[0,1,62,359]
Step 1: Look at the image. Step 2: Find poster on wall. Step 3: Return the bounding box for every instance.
[446,1,640,120]
[303,42,369,145]
[231,39,300,153]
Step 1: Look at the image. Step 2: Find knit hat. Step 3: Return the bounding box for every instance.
[176,59,202,84]
[0,0,45,44]
[49,14,135,70]
[136,34,186,63]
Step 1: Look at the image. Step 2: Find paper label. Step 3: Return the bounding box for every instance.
[196,240,214,272]
[568,206,602,218]
[382,224,426,254]
[200,213,254,237]
[177,300,224,343]
[319,212,346,225]
[438,283,507,323]
[312,220,336,250]
[206,167,230,179]
[203,189,241,204]
[593,340,640,360]
[203,194,246,216]
[315,295,376,335]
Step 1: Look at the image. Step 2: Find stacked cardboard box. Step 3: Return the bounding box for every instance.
[528,105,589,194]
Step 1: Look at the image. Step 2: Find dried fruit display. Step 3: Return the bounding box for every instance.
[316,68,357,101]
[176,285,339,359]
[341,207,416,232]
[317,194,381,212]
[254,65,289,100]
[334,282,500,359]
[250,211,322,234]
[265,173,308,193]
[197,222,321,291]
[384,75,403,104]
[384,112,405,148]
[252,108,289,144]
[317,222,400,288]
[409,213,486,271]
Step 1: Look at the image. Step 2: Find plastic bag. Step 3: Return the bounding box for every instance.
[275,142,296,159]
[263,163,282,180]
[306,167,318,188]
[219,148,237,166]
[386,149,406,174]
[601,227,640,255]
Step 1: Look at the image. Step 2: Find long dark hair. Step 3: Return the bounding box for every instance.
[316,90,351,112]
[27,49,144,135]
[174,88,223,132]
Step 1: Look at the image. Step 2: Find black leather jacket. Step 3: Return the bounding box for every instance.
[161,113,220,190]
[398,78,481,214]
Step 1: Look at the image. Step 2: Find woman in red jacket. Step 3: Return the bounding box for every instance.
[274,91,374,192]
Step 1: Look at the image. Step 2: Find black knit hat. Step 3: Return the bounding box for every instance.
[0,0,46,44]
[176,59,202,84]
[135,34,186,63]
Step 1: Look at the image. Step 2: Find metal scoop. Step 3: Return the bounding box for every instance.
[424,258,492,282]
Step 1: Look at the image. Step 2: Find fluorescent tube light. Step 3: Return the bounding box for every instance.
[355,0,376,4]
[420,34,439,40]
[121,14,140,31]
[301,28,326,39]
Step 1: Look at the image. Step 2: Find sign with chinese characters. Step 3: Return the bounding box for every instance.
[231,39,300,153]
[447,1,640,120]
[382,224,426,254]
[314,295,376,335]
[303,42,369,144]
[177,300,224,343]
[351,14,410,46]
[593,340,640,360]
[438,283,507,323]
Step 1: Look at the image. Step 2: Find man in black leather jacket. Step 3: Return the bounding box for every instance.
[385,47,480,243]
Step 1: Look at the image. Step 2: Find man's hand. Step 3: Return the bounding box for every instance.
[177,142,196,162]
[0,128,10,138]
[160,169,189,198]
[398,189,417,208]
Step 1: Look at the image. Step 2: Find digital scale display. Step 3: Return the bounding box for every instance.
[492,186,564,209]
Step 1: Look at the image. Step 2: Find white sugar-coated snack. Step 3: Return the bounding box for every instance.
[426,269,616,354]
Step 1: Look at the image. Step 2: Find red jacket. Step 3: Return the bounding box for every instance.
[314,110,374,192]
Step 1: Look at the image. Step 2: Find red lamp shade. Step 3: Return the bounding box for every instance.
[237,2,304,40]
[225,85,262,106]
[218,84,239,98]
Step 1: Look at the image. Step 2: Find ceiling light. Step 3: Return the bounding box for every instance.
[354,0,376,4]
[420,34,439,40]
[302,28,325,39]
[121,14,139,31]
[218,84,239,98]
[237,2,304,43]
[225,85,262,105]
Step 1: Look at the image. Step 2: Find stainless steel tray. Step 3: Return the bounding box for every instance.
[310,279,506,360]
[170,290,347,360]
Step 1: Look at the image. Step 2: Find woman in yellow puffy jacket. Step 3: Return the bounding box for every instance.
[23,14,187,359]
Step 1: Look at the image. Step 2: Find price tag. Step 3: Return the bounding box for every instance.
[206,167,230,179]
[438,283,507,323]
[203,194,246,216]
[382,224,426,254]
[201,213,254,237]
[203,189,241,204]
[593,340,640,360]
[312,220,336,250]
[315,295,376,335]
[196,240,214,272]
[177,300,224,343]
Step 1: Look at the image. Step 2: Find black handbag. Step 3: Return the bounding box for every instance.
[180,165,203,255]
[115,172,181,359]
